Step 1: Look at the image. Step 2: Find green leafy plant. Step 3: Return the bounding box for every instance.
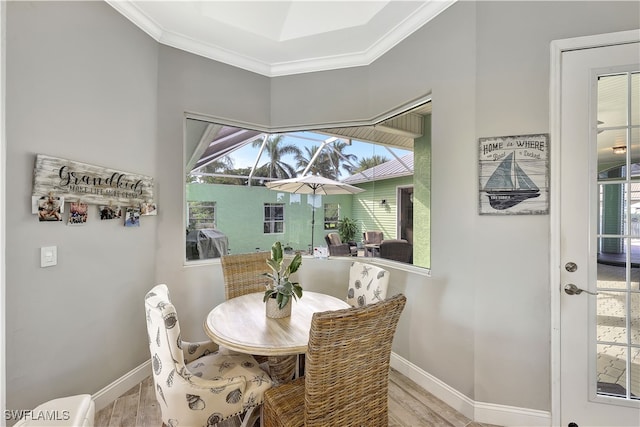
[263,241,303,309]
[338,217,359,243]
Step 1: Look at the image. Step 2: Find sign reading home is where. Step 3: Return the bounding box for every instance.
[33,154,155,206]
[478,133,549,215]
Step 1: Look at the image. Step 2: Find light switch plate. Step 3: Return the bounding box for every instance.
[41,246,57,267]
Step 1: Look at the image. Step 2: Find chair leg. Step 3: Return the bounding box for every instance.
[260,404,264,427]
[297,353,305,378]
[240,405,260,427]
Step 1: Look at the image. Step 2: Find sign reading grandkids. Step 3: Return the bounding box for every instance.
[478,134,549,215]
[33,154,155,206]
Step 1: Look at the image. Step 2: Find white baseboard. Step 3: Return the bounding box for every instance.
[96,355,551,426]
[390,353,552,427]
[474,401,552,427]
[91,360,151,412]
[390,352,476,419]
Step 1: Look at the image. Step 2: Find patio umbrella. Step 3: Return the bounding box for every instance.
[266,175,365,250]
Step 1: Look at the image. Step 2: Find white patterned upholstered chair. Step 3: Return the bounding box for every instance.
[13,395,94,427]
[346,261,390,307]
[144,284,273,427]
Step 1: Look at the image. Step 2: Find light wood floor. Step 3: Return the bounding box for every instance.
[95,369,500,427]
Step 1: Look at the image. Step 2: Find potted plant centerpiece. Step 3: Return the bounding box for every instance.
[263,241,303,318]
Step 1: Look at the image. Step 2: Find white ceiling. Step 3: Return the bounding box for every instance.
[106,0,456,77]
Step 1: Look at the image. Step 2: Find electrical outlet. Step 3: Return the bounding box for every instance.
[41,246,57,267]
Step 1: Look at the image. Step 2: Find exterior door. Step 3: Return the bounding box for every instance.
[558,37,640,426]
[397,186,413,243]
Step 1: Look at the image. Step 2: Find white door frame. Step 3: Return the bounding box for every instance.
[396,185,413,240]
[1,0,7,419]
[549,29,640,426]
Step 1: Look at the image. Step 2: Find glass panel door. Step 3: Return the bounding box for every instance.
[596,71,640,401]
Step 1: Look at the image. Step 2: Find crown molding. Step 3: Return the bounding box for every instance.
[106,0,456,77]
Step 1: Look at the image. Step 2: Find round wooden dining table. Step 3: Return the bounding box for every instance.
[204,291,350,383]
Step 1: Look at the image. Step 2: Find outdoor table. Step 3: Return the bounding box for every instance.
[364,243,380,257]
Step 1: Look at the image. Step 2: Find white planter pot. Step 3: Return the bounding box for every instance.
[265,297,292,318]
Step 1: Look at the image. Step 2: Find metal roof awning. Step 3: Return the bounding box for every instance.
[343,152,414,185]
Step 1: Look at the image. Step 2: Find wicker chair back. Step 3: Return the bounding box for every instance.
[221,251,271,300]
[263,293,407,427]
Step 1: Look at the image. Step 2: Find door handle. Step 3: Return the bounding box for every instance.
[564,283,598,296]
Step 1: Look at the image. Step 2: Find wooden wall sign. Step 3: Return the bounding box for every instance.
[478,133,549,215]
[32,154,155,207]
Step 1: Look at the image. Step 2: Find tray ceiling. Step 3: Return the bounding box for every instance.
[106,0,456,77]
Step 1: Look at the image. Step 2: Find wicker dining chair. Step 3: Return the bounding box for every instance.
[221,251,272,300]
[262,293,407,427]
[221,251,274,366]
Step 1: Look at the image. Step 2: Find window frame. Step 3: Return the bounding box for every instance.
[264,202,285,234]
[183,94,431,272]
[187,201,216,231]
[323,202,340,230]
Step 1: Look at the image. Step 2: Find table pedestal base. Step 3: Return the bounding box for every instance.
[267,355,297,384]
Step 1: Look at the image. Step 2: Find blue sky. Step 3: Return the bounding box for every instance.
[229,130,410,178]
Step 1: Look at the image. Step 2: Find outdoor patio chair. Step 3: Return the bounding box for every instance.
[144,284,273,427]
[363,231,383,257]
[379,239,413,263]
[324,232,356,257]
[262,294,407,427]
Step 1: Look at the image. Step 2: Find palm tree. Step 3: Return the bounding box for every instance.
[354,154,389,172]
[186,156,234,183]
[295,145,334,178]
[252,135,302,180]
[212,166,253,185]
[295,140,358,179]
[327,140,358,177]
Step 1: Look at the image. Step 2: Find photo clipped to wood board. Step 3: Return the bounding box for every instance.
[68,202,88,226]
[37,195,63,222]
[124,207,141,227]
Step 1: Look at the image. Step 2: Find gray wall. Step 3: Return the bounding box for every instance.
[5,1,159,411]
[4,0,639,416]
[470,1,638,407]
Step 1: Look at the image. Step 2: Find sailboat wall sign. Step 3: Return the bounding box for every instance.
[478,134,549,215]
